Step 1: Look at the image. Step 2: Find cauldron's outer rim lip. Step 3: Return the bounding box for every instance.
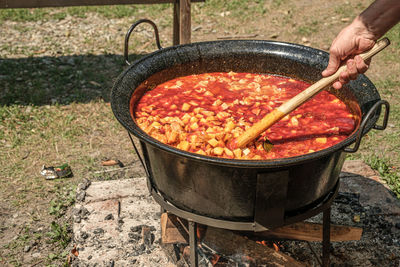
[115,39,331,79]
[111,39,373,168]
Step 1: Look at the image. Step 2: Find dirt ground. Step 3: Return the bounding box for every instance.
[0,0,399,266]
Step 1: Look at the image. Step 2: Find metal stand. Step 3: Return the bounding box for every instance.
[322,207,331,267]
[150,180,339,232]
[145,160,338,266]
[128,130,337,265]
[189,221,199,267]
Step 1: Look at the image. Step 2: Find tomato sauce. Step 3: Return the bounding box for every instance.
[134,72,356,160]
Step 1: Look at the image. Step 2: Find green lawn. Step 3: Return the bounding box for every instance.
[0,1,399,265]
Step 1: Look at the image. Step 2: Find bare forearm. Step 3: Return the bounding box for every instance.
[359,0,400,39]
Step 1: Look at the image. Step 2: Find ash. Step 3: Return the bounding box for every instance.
[71,178,175,267]
[281,172,400,267]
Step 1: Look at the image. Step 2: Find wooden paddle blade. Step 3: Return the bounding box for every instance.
[230,109,285,149]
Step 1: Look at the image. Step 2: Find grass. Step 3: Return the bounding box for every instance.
[0,8,50,22]
[0,4,165,22]
[334,5,354,18]
[0,101,128,265]
[198,0,269,23]
[386,23,400,49]
[0,1,272,25]
[0,0,399,265]
[0,55,126,105]
[354,21,400,192]
[366,156,400,197]
[48,185,76,218]
[47,221,71,249]
[296,21,319,36]
[333,1,367,19]
[1,104,87,148]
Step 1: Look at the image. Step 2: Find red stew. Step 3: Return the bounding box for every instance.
[134,72,356,160]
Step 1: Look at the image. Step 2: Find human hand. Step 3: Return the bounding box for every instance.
[322,17,376,89]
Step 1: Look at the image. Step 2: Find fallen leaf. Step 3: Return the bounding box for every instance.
[101,159,124,167]
[89,81,101,87]
[71,245,79,257]
[353,214,361,223]
[269,33,279,39]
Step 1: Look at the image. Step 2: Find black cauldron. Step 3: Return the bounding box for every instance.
[111,20,389,229]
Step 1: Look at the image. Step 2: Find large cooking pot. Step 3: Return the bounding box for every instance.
[111,20,389,229]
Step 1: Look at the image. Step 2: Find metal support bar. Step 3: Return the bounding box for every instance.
[322,207,331,267]
[189,220,198,267]
[150,180,339,232]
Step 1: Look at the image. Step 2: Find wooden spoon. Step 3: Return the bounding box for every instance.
[230,37,390,149]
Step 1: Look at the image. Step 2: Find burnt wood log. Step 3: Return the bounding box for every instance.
[252,222,362,242]
[161,213,362,244]
[161,212,189,244]
[161,213,304,266]
[202,226,305,267]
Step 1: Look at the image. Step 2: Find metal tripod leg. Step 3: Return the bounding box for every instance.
[322,207,331,267]
[189,220,198,267]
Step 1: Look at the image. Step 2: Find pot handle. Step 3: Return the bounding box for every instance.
[124,19,162,66]
[344,100,390,153]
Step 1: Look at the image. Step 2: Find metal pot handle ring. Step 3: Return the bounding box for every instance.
[344,100,390,153]
[124,19,162,66]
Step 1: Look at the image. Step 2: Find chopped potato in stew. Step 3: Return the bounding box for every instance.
[134,72,356,160]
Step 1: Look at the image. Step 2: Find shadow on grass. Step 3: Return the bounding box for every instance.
[0,53,144,106]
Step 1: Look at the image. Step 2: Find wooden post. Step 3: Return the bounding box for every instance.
[173,0,180,45]
[179,0,191,44]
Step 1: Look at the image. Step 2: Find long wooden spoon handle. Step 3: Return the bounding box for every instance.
[233,37,390,149]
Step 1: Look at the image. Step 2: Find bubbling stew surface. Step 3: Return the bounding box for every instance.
[134,72,356,160]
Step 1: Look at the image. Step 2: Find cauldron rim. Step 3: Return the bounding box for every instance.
[111,39,380,168]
